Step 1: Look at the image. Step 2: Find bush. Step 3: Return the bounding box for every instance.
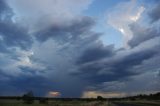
[22,91,34,104]
[97,96,104,100]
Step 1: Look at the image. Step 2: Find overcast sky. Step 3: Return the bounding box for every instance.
[0,0,159,98]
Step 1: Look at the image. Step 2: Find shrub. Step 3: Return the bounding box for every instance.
[22,91,34,104]
[97,96,104,100]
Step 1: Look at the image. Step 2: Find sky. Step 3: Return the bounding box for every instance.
[0,0,160,98]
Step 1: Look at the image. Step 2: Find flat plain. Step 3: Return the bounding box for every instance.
[0,99,160,106]
[0,99,108,106]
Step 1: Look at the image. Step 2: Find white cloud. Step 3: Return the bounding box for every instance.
[16,50,34,67]
[82,91,126,98]
[107,0,145,48]
[130,6,145,22]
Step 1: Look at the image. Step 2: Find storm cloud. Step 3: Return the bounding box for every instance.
[149,2,160,23]
[0,0,33,53]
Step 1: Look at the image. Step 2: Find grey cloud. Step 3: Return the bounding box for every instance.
[0,22,33,51]
[6,0,93,31]
[76,44,114,64]
[0,0,6,12]
[18,66,46,76]
[23,16,100,97]
[0,74,53,96]
[90,71,160,94]
[0,0,11,17]
[74,37,160,84]
[149,2,160,23]
[128,23,159,48]
[0,0,33,52]
[35,16,95,42]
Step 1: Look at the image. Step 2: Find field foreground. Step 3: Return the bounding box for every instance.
[0,99,160,106]
[0,99,108,106]
[112,100,160,106]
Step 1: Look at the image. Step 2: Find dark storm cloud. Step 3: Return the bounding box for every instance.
[0,64,83,97]
[0,0,41,96]
[75,42,160,83]
[0,22,33,51]
[149,2,160,23]
[0,66,54,96]
[0,73,53,96]
[35,16,95,42]
[0,0,6,12]
[77,44,114,64]
[0,67,88,97]
[0,0,33,52]
[128,23,159,48]
[0,0,10,15]
[0,69,13,81]
[31,16,101,97]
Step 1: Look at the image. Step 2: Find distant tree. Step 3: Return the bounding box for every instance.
[130,97,136,101]
[152,92,160,100]
[16,97,21,101]
[97,96,104,100]
[22,91,34,104]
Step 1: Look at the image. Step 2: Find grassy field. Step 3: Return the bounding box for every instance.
[0,99,108,106]
[112,100,160,106]
[1,99,160,106]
